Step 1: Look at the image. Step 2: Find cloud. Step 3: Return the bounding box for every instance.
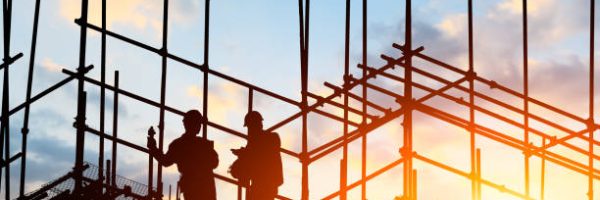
[85,85,130,119]
[59,0,154,30]
[3,109,89,196]
[495,0,550,15]
[352,0,596,198]
[58,0,202,36]
[489,0,590,46]
[369,0,592,117]
[186,81,246,126]
[170,0,203,25]
[41,58,63,72]
[436,13,468,38]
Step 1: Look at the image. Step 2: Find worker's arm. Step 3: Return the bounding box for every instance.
[271,132,281,150]
[148,140,176,167]
[147,128,175,167]
[159,145,176,167]
[204,139,219,169]
[270,132,284,186]
[210,146,219,169]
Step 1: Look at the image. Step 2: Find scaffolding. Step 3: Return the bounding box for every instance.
[25,162,152,199]
[0,0,598,199]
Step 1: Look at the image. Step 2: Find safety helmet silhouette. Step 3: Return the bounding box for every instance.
[183,110,203,131]
[244,111,263,127]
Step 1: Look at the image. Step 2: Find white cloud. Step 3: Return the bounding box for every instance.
[361,0,596,198]
[58,0,202,34]
[436,13,467,38]
[41,58,63,72]
[186,82,246,125]
[59,0,155,30]
[490,0,589,45]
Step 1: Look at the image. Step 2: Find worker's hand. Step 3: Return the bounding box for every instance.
[147,136,157,150]
[231,147,245,156]
[147,136,157,147]
[147,126,156,136]
[147,127,157,151]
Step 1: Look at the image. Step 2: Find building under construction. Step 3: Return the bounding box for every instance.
[0,0,598,199]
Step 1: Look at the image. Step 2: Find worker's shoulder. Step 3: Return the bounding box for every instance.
[169,135,194,146]
[170,135,186,143]
[272,131,280,136]
[263,132,281,142]
[169,136,214,149]
[262,131,279,137]
[167,136,185,149]
[195,137,215,145]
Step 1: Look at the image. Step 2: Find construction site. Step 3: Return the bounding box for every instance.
[0,0,598,199]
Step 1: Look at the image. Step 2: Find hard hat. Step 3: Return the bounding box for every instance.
[183,110,203,123]
[244,111,263,126]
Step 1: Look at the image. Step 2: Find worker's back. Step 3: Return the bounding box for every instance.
[248,132,283,187]
[167,135,218,199]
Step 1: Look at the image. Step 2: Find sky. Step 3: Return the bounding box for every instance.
[1,0,600,199]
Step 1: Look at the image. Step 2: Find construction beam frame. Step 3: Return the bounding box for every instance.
[0,1,598,200]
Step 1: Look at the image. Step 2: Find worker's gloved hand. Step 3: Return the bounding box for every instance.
[231,147,246,156]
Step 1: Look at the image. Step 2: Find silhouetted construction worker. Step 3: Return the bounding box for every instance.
[242,111,283,200]
[147,110,218,200]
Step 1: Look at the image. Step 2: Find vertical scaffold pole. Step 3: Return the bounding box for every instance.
[588,0,595,199]
[361,0,368,199]
[112,71,119,188]
[74,0,90,195]
[540,138,545,200]
[412,169,417,200]
[157,0,170,197]
[74,91,87,194]
[20,0,42,197]
[340,0,351,199]
[298,0,310,199]
[403,0,414,199]
[98,0,107,185]
[0,0,13,198]
[202,0,210,139]
[522,0,531,198]
[467,0,477,199]
[476,148,482,200]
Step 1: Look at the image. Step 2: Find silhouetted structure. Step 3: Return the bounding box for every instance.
[2,0,600,200]
[22,162,150,200]
[148,110,218,200]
